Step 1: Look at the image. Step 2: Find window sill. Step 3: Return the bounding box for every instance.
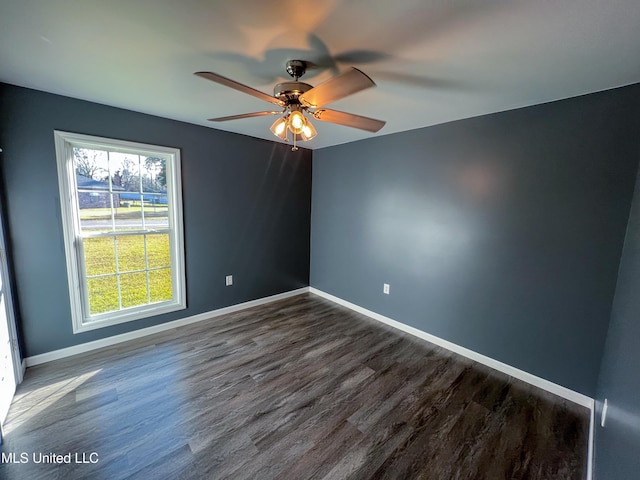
[73,301,186,334]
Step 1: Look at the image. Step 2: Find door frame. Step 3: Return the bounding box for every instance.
[0,199,22,427]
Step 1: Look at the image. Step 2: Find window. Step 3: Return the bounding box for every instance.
[54,131,185,333]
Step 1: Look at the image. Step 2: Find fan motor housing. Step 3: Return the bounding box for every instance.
[274,81,312,102]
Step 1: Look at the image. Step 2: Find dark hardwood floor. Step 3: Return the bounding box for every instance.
[0,293,589,479]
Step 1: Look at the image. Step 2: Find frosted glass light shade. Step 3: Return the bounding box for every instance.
[270,117,288,139]
[288,111,305,134]
[300,120,317,141]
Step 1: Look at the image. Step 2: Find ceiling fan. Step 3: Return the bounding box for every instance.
[195,60,385,150]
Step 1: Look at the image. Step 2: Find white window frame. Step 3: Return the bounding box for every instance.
[54,131,186,333]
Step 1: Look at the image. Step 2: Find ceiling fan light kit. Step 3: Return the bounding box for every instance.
[195,60,385,151]
[270,117,288,139]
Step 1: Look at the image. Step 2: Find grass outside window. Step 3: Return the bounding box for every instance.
[83,234,172,315]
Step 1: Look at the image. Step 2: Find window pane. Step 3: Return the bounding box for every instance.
[120,272,148,308]
[87,276,119,315]
[73,148,109,183]
[141,157,166,194]
[149,268,172,303]
[114,197,143,231]
[110,152,140,193]
[147,233,171,268]
[145,200,169,229]
[79,194,112,233]
[116,235,146,272]
[83,237,116,276]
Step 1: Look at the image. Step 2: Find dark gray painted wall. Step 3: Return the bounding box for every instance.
[0,83,311,357]
[311,84,640,396]
[0,167,25,359]
[595,164,640,479]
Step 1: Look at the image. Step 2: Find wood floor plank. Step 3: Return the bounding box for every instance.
[0,294,589,479]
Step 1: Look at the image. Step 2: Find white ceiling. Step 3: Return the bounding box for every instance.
[1,0,639,149]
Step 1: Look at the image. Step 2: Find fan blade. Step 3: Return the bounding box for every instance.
[195,71,285,107]
[312,109,385,133]
[208,111,282,122]
[299,68,376,108]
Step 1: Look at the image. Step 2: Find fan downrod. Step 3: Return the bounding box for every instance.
[274,60,312,100]
[285,60,307,80]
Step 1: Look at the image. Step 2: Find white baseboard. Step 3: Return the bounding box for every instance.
[25,287,309,367]
[309,287,594,410]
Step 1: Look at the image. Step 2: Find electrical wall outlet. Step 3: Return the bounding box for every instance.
[601,398,608,427]
[383,283,390,294]
[225,275,233,286]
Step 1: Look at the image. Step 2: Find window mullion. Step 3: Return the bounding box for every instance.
[87,266,153,279]
[81,228,170,239]
[107,150,115,232]
[139,155,146,231]
[114,235,123,311]
[144,234,151,304]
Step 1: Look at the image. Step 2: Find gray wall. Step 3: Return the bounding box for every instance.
[595,165,640,479]
[311,84,640,396]
[0,83,312,357]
